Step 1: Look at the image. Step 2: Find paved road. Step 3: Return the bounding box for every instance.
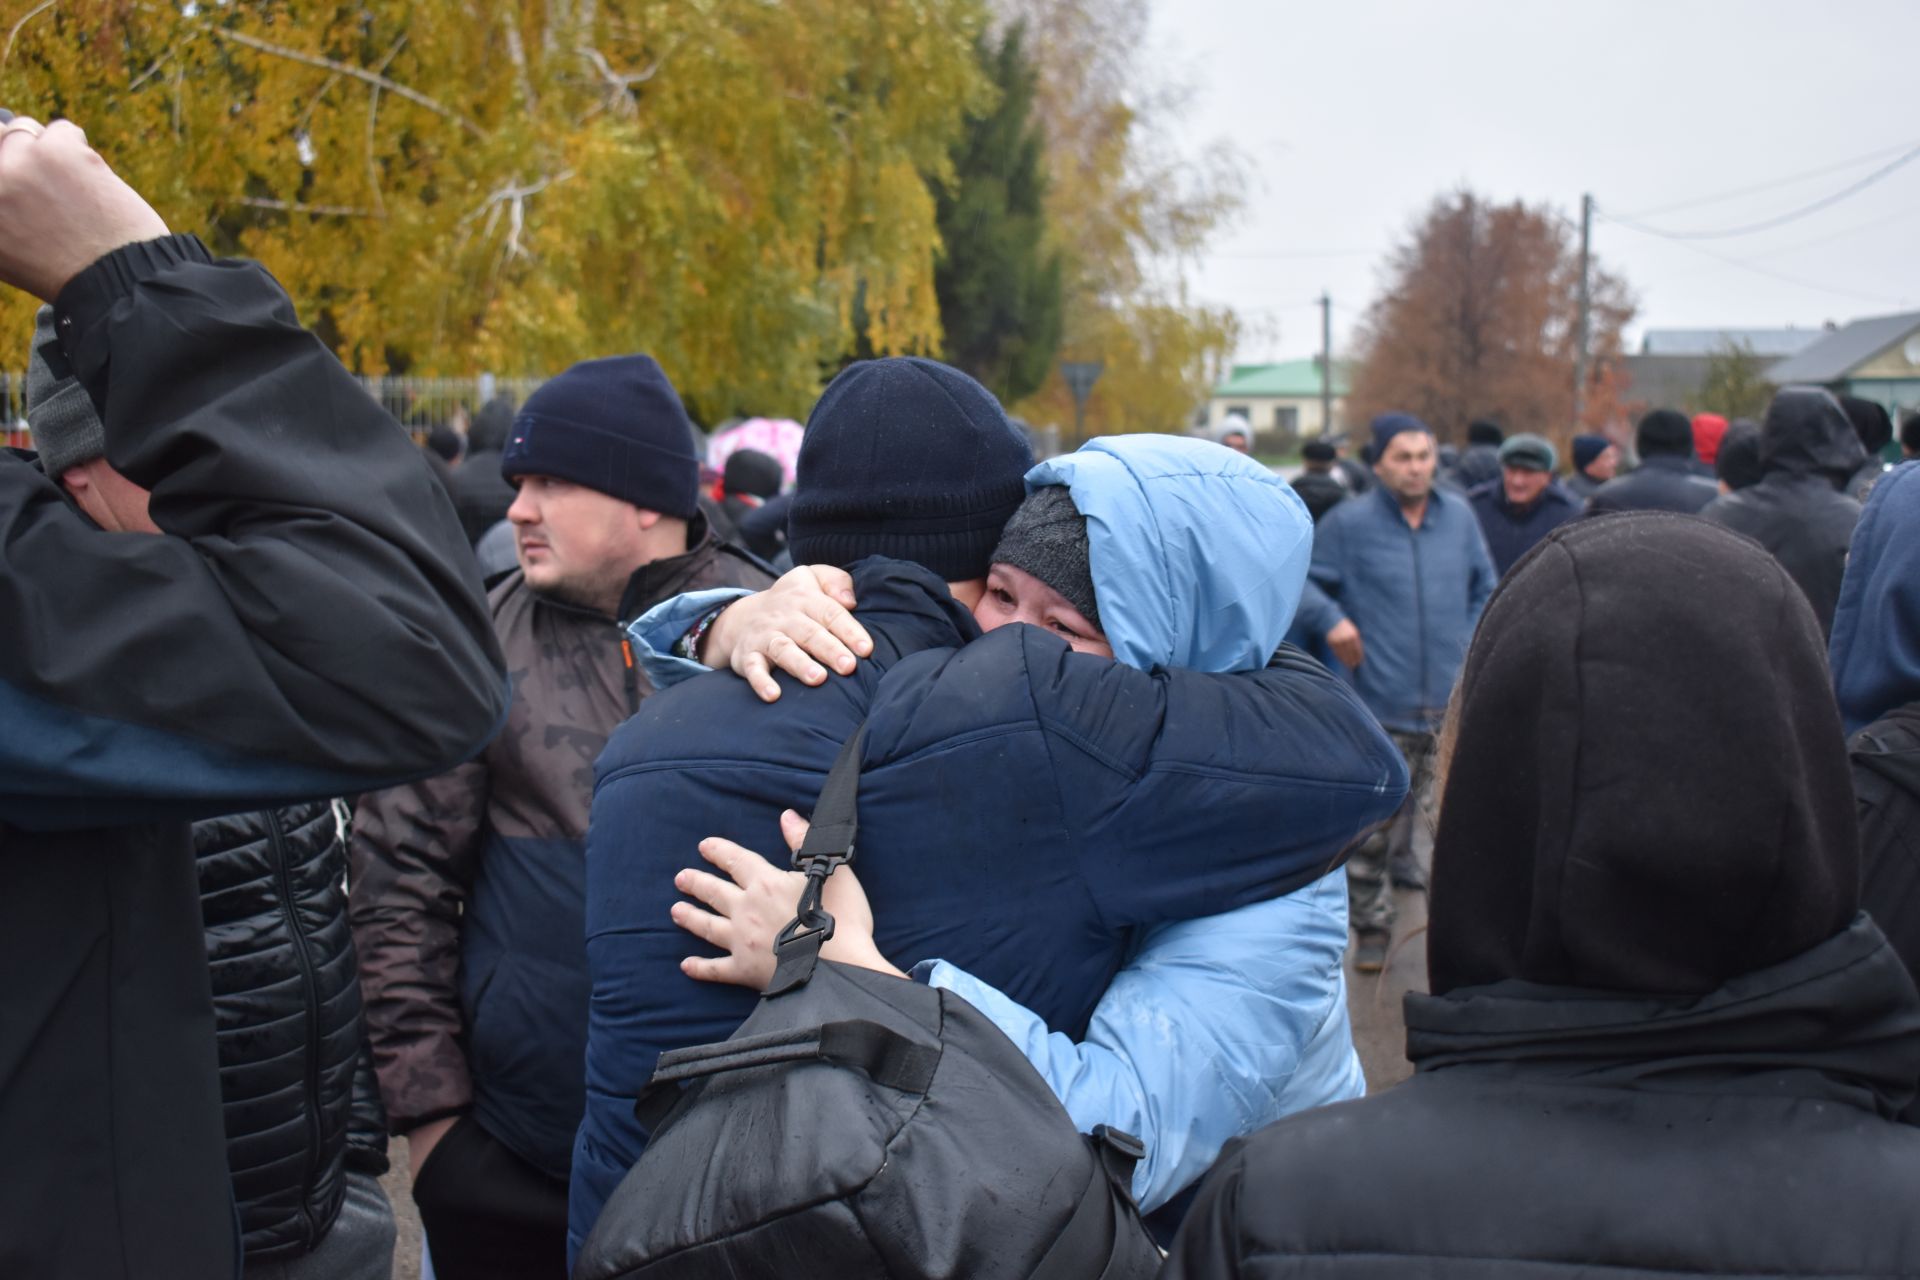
[1344,813,1434,1093]
[1344,877,1428,1092]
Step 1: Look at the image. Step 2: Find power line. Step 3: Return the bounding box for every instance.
[1738,205,1915,262]
[1617,229,1914,308]
[1599,140,1920,240]
[1613,138,1920,220]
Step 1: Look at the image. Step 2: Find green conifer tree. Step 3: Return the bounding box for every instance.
[934,25,1063,406]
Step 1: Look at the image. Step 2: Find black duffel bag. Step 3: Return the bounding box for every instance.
[574,726,1163,1280]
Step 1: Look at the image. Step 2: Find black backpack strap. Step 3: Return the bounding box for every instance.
[634,1019,938,1131]
[1028,1127,1148,1280]
[767,724,867,996]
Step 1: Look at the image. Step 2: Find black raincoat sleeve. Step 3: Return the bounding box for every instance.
[0,236,508,829]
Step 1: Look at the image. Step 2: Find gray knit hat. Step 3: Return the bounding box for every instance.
[988,485,1100,630]
[27,306,106,476]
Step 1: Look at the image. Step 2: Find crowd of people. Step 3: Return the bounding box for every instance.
[5,116,1920,1280]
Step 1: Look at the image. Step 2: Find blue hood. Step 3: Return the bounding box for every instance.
[1831,460,1920,734]
[1025,435,1310,674]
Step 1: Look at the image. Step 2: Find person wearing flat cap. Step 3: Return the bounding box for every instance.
[1465,433,1582,577]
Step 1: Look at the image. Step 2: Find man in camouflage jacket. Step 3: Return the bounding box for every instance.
[349,357,773,1279]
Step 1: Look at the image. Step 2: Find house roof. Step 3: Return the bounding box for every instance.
[1767,311,1920,384]
[1639,328,1823,358]
[1213,358,1350,399]
[1622,354,1713,409]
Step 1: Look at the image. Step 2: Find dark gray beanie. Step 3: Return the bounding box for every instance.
[989,485,1100,630]
[27,306,105,476]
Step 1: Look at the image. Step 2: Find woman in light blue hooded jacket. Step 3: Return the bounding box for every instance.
[664,434,1383,1217]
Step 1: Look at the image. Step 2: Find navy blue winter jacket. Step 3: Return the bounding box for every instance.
[570,558,1405,1248]
[1466,478,1581,577]
[1832,461,1920,735]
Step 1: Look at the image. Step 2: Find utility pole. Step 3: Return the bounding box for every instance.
[1319,291,1334,440]
[1574,192,1592,426]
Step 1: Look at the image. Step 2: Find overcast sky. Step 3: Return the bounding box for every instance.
[1150,0,1920,364]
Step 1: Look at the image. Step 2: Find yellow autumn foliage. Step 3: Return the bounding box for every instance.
[1,0,988,421]
[997,0,1241,437]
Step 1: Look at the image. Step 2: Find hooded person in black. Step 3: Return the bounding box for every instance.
[1841,394,1894,501]
[1830,461,1920,991]
[1702,386,1865,636]
[1164,513,1920,1280]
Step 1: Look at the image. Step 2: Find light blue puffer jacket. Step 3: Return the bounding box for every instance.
[922,435,1364,1212]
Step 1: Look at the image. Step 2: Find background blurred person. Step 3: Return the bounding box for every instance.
[1291,412,1496,971]
[1702,387,1864,637]
[1562,432,1617,500]
[1585,409,1720,515]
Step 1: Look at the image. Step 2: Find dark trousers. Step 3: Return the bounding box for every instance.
[412,1116,569,1280]
[1346,728,1435,934]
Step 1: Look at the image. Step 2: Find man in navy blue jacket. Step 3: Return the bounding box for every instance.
[1466,433,1581,576]
[1293,413,1497,971]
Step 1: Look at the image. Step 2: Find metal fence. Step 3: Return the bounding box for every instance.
[2,373,551,450]
[3,372,1071,459]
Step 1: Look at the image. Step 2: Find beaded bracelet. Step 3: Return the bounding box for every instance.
[675,601,731,662]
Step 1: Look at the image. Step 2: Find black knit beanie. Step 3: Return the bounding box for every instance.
[501,355,700,519]
[988,485,1099,629]
[787,357,1034,580]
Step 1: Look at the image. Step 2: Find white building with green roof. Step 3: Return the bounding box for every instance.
[1208,358,1351,444]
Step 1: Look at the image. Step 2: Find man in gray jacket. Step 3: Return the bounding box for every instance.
[1293,413,1496,972]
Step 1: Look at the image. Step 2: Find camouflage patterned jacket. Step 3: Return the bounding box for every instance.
[350,523,771,1177]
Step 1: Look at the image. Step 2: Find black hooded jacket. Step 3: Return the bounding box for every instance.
[1164,515,1920,1279]
[1702,387,1865,635]
[1853,705,1920,991]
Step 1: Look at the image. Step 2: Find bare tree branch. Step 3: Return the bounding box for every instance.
[238,197,381,218]
[575,44,661,119]
[501,14,538,115]
[364,36,406,220]
[129,41,188,93]
[1,0,57,74]
[211,26,489,139]
[459,170,577,264]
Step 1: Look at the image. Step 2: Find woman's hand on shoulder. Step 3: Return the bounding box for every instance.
[699,566,873,703]
[671,809,902,988]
